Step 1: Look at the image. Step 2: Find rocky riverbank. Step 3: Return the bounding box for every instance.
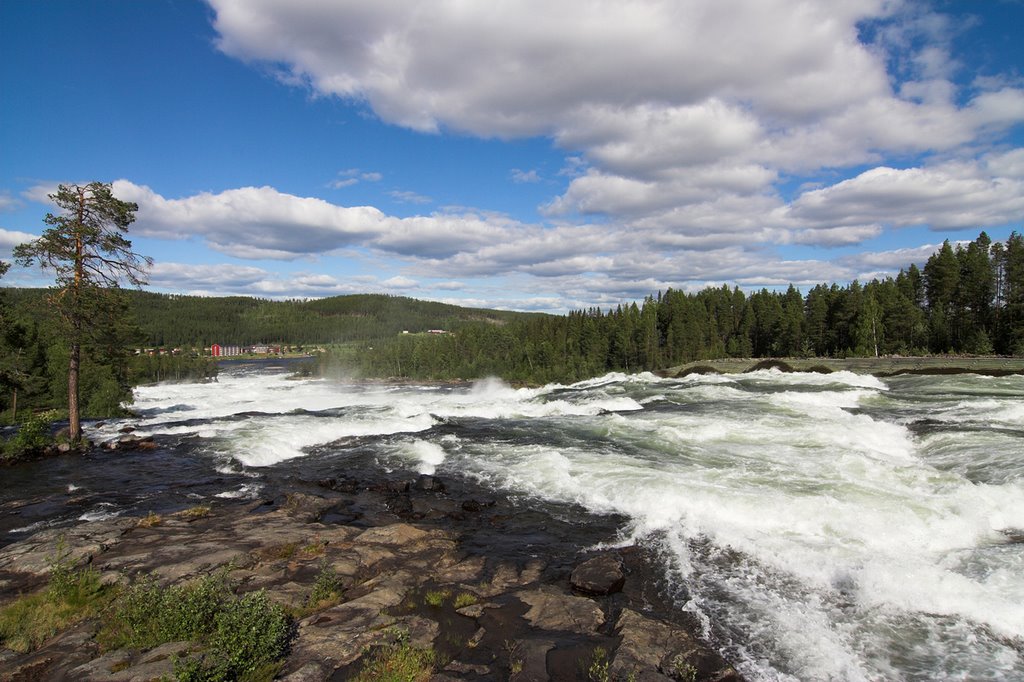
[667,356,1024,377]
[0,467,741,681]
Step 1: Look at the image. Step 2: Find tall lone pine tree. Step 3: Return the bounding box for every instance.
[14,182,151,444]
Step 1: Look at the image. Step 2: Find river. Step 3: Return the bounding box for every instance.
[3,362,1022,680]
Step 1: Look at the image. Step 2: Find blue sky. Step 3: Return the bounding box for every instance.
[2,0,1023,312]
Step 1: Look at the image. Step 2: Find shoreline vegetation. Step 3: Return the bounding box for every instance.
[667,355,1024,377]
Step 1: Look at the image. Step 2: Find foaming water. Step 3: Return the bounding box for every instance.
[77,365,1024,679]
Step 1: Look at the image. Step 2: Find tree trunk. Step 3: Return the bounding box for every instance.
[68,189,85,445]
[68,341,81,443]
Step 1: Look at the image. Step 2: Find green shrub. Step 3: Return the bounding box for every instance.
[103,569,289,681]
[2,410,56,460]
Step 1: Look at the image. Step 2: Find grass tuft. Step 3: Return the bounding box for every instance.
[176,505,211,520]
[0,539,112,653]
[453,592,478,609]
[423,588,451,608]
[353,638,436,682]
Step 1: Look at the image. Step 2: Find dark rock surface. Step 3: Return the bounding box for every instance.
[571,553,626,596]
[0,473,741,681]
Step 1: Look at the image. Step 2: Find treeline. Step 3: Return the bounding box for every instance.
[1,290,539,348]
[0,289,216,424]
[339,231,1024,384]
[3,231,1022,418]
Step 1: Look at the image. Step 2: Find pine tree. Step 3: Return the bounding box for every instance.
[14,183,151,444]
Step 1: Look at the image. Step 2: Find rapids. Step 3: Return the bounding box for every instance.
[6,361,1024,680]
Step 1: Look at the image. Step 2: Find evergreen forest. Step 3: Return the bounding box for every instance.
[2,230,1023,423]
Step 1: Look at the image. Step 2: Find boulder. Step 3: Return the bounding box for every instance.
[283,492,335,522]
[571,553,625,595]
[413,474,446,493]
[613,609,740,682]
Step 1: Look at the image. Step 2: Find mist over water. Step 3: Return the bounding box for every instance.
[17,363,1024,680]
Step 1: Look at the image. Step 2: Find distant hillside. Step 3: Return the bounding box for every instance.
[2,289,545,347]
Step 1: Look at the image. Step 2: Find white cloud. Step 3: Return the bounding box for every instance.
[207,0,1024,265]
[0,227,37,250]
[510,168,541,183]
[388,190,432,205]
[784,154,1024,231]
[0,192,21,213]
[382,275,418,289]
[111,181,384,260]
[149,262,271,290]
[329,169,383,189]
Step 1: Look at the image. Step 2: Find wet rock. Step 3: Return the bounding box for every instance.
[387,494,414,517]
[508,638,555,681]
[102,435,156,452]
[372,480,410,493]
[280,661,330,681]
[355,522,431,547]
[571,553,625,595]
[283,492,335,522]
[0,472,743,682]
[413,474,446,493]
[517,586,605,634]
[613,609,740,682]
[315,476,359,494]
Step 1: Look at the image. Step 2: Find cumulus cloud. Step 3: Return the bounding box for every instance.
[15,1,1013,309]
[207,0,1024,260]
[0,228,38,259]
[382,275,418,289]
[111,181,384,260]
[785,154,1024,231]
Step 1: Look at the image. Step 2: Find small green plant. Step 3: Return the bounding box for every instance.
[668,653,697,682]
[587,646,610,682]
[453,592,478,609]
[305,561,343,609]
[177,505,211,520]
[353,637,436,682]
[137,511,162,528]
[504,639,523,675]
[300,537,327,557]
[263,542,298,560]
[0,538,111,652]
[423,588,451,608]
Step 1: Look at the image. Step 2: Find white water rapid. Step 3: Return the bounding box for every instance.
[92,366,1024,680]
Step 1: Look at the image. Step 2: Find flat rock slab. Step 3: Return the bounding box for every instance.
[571,552,626,595]
[518,586,605,634]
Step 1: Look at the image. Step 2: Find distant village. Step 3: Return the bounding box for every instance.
[133,331,448,358]
[133,344,320,358]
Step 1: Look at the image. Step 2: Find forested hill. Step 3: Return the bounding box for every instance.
[1,289,540,347]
